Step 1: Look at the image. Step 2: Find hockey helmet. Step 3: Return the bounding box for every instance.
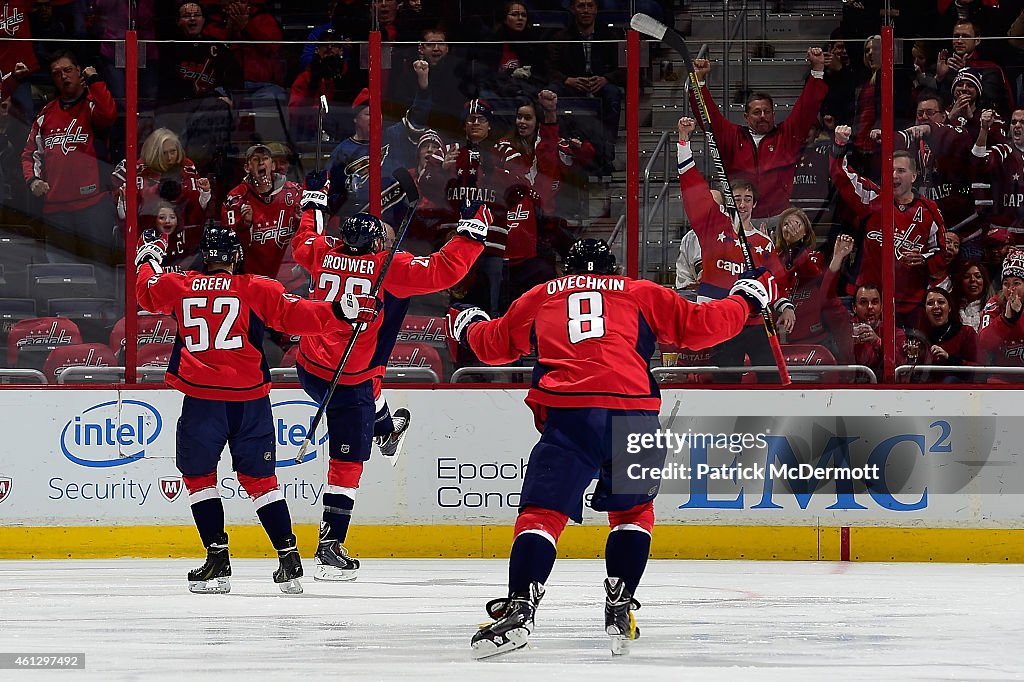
[564,238,616,275]
[201,221,243,264]
[341,212,387,255]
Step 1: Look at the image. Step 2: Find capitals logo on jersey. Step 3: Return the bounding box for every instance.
[44,118,89,155]
[1,3,26,36]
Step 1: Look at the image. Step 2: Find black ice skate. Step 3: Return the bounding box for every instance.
[604,577,641,655]
[188,534,231,594]
[273,534,304,594]
[314,524,360,581]
[471,582,545,660]
[375,408,411,463]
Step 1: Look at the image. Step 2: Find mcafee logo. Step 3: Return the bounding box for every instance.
[159,477,183,502]
[0,477,11,504]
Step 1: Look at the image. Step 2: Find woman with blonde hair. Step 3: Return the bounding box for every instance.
[112,128,212,267]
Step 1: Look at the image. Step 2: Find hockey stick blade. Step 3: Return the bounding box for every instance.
[631,13,694,68]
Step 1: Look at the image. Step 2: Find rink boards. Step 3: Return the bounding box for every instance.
[1,387,1023,561]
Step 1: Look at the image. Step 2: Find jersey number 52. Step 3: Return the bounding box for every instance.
[182,297,243,352]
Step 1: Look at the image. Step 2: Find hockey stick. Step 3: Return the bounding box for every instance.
[314,95,330,235]
[630,12,792,385]
[296,167,420,463]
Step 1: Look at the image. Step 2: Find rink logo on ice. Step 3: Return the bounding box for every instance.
[60,400,163,468]
[159,477,183,502]
[271,399,329,467]
[0,477,11,504]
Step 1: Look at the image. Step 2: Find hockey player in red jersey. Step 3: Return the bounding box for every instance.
[831,124,949,329]
[676,116,794,382]
[293,175,487,581]
[135,222,378,594]
[449,238,777,658]
[222,144,303,279]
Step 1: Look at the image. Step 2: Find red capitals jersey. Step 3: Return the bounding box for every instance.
[979,296,1024,377]
[467,274,750,412]
[678,149,784,325]
[223,177,302,279]
[0,1,37,77]
[292,209,483,384]
[112,158,210,265]
[974,143,1024,240]
[135,262,342,400]
[21,80,117,213]
[831,154,948,313]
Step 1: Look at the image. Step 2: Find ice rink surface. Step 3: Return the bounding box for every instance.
[2,558,1022,681]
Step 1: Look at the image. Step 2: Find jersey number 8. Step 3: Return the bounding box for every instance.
[567,292,606,343]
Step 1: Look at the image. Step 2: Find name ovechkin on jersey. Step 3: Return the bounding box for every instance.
[546,276,626,294]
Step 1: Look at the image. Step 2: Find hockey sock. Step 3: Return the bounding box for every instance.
[323,460,363,542]
[183,473,225,548]
[508,533,557,594]
[238,474,293,546]
[605,529,651,596]
[607,502,655,595]
[374,399,394,438]
[508,507,568,594]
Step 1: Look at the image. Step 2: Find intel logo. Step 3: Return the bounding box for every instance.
[61,400,163,468]
[272,399,330,467]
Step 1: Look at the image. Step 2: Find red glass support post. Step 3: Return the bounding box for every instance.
[881,26,895,384]
[626,30,640,279]
[125,32,139,384]
[369,32,382,216]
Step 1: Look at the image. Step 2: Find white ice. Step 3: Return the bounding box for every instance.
[1,558,1022,681]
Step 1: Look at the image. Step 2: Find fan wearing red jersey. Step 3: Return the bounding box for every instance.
[676,116,794,383]
[450,238,776,659]
[292,176,486,581]
[134,223,377,595]
[831,124,949,329]
[222,144,303,279]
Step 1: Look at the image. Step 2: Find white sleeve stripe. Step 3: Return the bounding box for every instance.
[842,156,877,205]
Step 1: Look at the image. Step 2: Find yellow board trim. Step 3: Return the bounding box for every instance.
[2,525,1023,562]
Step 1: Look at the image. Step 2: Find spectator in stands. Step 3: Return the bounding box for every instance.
[496,90,594,248]
[419,98,529,316]
[300,0,342,68]
[978,248,1024,381]
[29,0,67,74]
[111,127,212,269]
[268,142,301,184]
[327,81,429,220]
[158,2,242,181]
[690,46,828,229]
[288,29,366,144]
[945,69,1005,139]
[851,282,910,380]
[474,2,547,100]
[0,0,37,123]
[831,125,948,329]
[972,107,1024,245]
[911,40,939,98]
[937,19,1014,119]
[912,286,979,382]
[954,261,992,331]
[203,0,287,104]
[778,220,855,364]
[933,231,964,291]
[546,0,625,176]
[222,143,303,280]
[20,49,118,283]
[822,29,859,129]
[385,26,472,140]
[676,116,795,383]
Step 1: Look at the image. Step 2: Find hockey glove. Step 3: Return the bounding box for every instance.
[730,267,777,316]
[134,229,167,270]
[332,292,381,326]
[455,200,492,243]
[301,171,330,213]
[446,303,490,347]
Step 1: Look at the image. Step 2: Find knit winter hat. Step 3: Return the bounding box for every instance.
[352,88,370,113]
[417,129,442,150]
[1002,248,1024,281]
[463,98,494,123]
[952,68,983,95]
